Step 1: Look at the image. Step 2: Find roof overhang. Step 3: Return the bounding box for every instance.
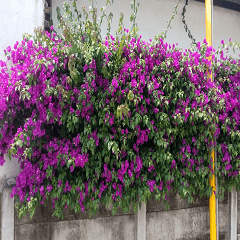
[194,0,240,12]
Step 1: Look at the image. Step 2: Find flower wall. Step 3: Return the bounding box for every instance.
[0,1,240,219]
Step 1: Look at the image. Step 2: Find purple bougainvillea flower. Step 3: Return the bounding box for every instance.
[131,79,137,88]
[1,20,238,221]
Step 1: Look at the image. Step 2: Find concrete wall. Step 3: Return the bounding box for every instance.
[146,191,229,240]
[1,189,14,240]
[14,199,137,240]
[14,190,229,240]
[51,0,240,57]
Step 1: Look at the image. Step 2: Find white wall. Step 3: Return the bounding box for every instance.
[52,0,240,57]
[0,0,45,183]
[0,3,45,239]
[0,0,45,60]
[0,0,44,238]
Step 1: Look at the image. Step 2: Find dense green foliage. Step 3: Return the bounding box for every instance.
[0,1,240,220]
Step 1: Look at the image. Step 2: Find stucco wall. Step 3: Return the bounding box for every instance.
[51,0,240,57]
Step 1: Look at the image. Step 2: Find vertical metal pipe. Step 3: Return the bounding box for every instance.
[215,150,219,240]
[206,0,217,239]
[212,6,218,239]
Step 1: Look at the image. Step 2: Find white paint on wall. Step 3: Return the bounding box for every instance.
[52,0,240,57]
[0,0,45,181]
[0,0,45,60]
[0,1,45,238]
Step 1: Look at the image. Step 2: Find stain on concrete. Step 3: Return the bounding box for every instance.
[15,197,135,226]
[176,232,227,240]
[147,190,228,213]
[15,215,136,240]
[146,203,228,240]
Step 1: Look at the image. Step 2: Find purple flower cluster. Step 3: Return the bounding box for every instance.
[1,22,240,219]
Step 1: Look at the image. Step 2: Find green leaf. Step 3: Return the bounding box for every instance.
[16,140,23,148]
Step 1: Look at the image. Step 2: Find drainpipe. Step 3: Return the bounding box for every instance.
[206,0,217,239]
[215,150,219,240]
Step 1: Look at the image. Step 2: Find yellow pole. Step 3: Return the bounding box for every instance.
[206,0,217,239]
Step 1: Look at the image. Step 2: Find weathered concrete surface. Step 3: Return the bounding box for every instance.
[147,190,228,213]
[15,198,137,240]
[0,156,20,193]
[146,190,228,239]
[15,215,136,240]
[146,204,228,240]
[14,190,230,240]
[1,189,14,240]
[137,202,146,240]
[15,198,135,225]
[227,189,237,240]
[237,191,240,235]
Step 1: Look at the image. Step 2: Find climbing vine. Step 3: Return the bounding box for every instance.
[0,0,240,220]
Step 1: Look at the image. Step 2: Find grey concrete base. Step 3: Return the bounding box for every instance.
[146,204,228,240]
[13,190,230,240]
[228,188,237,240]
[14,197,137,240]
[1,189,14,240]
[137,202,146,240]
[15,215,136,240]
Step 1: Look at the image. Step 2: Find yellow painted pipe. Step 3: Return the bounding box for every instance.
[209,149,216,240]
[205,0,217,239]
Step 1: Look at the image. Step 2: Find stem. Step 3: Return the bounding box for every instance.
[164,0,180,40]
[133,0,136,30]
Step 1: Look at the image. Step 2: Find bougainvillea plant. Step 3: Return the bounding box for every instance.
[0,0,240,220]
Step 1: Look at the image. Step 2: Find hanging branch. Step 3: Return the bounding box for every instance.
[182,0,197,45]
[163,0,181,40]
[130,0,140,36]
